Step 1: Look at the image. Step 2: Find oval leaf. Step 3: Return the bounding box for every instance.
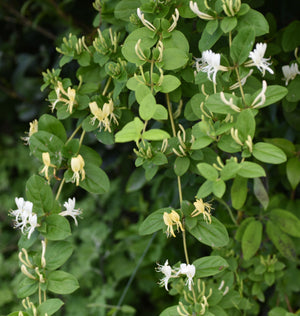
[193,256,229,278]
[242,220,262,260]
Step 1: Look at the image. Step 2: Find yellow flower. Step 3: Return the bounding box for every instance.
[71,154,85,186]
[191,198,213,224]
[22,119,38,145]
[89,99,118,132]
[163,210,184,238]
[40,152,56,181]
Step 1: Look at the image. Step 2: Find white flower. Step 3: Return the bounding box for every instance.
[282,63,300,85]
[246,43,274,76]
[195,50,225,84]
[137,8,156,32]
[156,260,173,291]
[59,197,82,226]
[176,263,196,291]
[10,197,38,239]
[189,1,214,20]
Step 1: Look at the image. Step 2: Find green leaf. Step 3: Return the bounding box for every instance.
[197,163,219,181]
[174,156,190,176]
[205,93,239,114]
[269,307,294,316]
[199,25,223,51]
[286,157,300,189]
[45,215,71,241]
[263,138,295,158]
[8,313,30,316]
[17,278,38,298]
[159,75,181,93]
[255,85,288,109]
[153,104,168,120]
[238,9,269,36]
[29,131,64,165]
[220,159,241,181]
[139,94,157,120]
[122,27,157,65]
[143,129,170,140]
[26,175,54,214]
[80,164,110,194]
[206,19,219,35]
[196,180,213,198]
[231,175,248,209]
[114,0,140,21]
[266,221,296,261]
[45,241,74,270]
[115,117,144,143]
[138,208,172,236]
[230,27,255,64]
[38,114,67,142]
[162,48,188,70]
[235,217,255,241]
[212,179,226,198]
[187,216,229,247]
[287,76,300,102]
[242,220,262,260]
[238,161,266,178]
[163,30,189,52]
[253,177,269,210]
[47,271,79,294]
[269,209,300,237]
[193,256,229,278]
[126,168,146,192]
[221,16,237,33]
[253,142,287,164]
[235,109,256,141]
[191,136,213,149]
[282,20,300,52]
[37,299,64,316]
[159,305,182,316]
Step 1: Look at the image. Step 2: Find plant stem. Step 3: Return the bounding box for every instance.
[112,232,157,316]
[166,93,176,136]
[79,130,86,148]
[65,124,82,145]
[55,178,65,201]
[103,77,112,96]
[235,68,246,107]
[166,94,190,265]
[215,197,238,226]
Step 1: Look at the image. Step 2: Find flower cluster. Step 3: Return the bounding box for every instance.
[156,260,196,291]
[195,50,227,84]
[89,99,118,133]
[191,198,213,224]
[245,43,274,76]
[50,81,77,113]
[21,119,38,145]
[10,197,39,239]
[163,210,184,237]
[282,63,300,85]
[71,154,85,186]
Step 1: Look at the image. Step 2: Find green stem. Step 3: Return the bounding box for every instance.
[166,93,176,136]
[112,232,157,316]
[166,95,190,265]
[65,124,82,145]
[103,77,112,96]
[55,178,65,201]
[79,130,86,148]
[215,197,238,226]
[235,68,246,107]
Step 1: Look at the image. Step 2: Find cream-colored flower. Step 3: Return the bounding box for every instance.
[245,43,274,76]
[282,63,300,85]
[176,263,196,291]
[50,81,77,113]
[156,260,173,291]
[40,152,56,181]
[22,119,38,145]
[89,99,118,132]
[163,210,184,237]
[71,154,85,186]
[59,197,82,225]
[191,198,213,224]
[9,197,39,239]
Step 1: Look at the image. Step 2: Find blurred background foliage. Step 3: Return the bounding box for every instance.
[0,0,299,315]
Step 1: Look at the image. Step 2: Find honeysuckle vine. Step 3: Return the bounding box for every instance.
[7,0,300,315]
